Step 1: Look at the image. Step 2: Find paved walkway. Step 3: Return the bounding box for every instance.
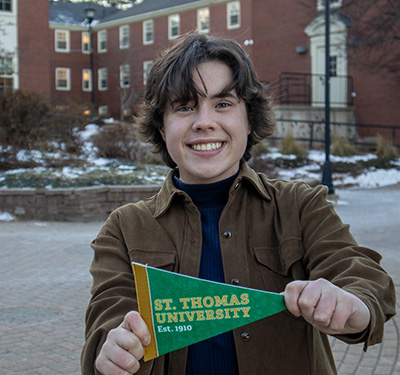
[0,185,399,374]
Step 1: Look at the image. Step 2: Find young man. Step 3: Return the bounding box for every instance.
[82,33,395,375]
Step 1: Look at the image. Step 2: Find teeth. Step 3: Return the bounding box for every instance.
[191,142,222,151]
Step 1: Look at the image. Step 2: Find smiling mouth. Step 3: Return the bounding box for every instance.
[190,142,223,151]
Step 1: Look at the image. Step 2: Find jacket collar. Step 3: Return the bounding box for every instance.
[153,162,272,218]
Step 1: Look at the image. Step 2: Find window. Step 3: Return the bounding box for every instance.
[0,0,11,11]
[119,25,129,49]
[98,105,108,116]
[143,20,154,45]
[227,2,240,30]
[55,68,70,91]
[55,30,70,52]
[317,0,342,11]
[98,68,108,91]
[329,56,337,77]
[143,60,153,85]
[82,32,90,53]
[120,64,130,88]
[82,69,92,91]
[98,30,107,53]
[168,15,180,40]
[197,8,210,33]
[0,56,13,75]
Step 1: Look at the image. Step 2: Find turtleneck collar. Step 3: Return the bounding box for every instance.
[173,172,238,207]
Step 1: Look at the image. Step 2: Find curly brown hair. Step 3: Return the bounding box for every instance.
[134,32,275,168]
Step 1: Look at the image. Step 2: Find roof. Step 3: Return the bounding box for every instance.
[49,0,205,27]
[49,1,121,27]
[100,0,204,23]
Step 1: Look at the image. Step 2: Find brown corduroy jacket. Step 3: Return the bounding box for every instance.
[81,163,396,375]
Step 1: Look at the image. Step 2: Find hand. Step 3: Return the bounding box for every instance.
[95,311,151,375]
[283,278,371,335]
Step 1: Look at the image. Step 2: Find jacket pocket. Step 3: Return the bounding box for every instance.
[129,249,176,272]
[253,238,305,291]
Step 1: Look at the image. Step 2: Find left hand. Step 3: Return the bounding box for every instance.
[283,278,371,335]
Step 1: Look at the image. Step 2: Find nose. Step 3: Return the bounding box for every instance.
[192,105,217,132]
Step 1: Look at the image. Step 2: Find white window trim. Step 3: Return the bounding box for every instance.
[98,68,108,91]
[197,8,210,34]
[82,69,92,92]
[55,29,70,53]
[120,64,130,88]
[98,105,108,116]
[227,1,241,30]
[55,67,70,91]
[82,31,90,54]
[119,25,130,49]
[143,60,153,85]
[143,20,154,45]
[98,30,107,53]
[168,14,180,40]
[317,0,342,11]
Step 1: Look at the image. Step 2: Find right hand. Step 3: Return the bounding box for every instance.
[95,311,151,375]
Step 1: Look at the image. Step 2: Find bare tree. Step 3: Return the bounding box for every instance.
[342,0,400,80]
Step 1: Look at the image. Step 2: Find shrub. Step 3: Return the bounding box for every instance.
[330,137,358,157]
[252,142,270,157]
[92,121,161,164]
[0,90,49,150]
[375,134,398,160]
[279,132,308,158]
[0,91,86,160]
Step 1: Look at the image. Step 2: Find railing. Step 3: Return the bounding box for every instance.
[272,119,400,149]
[270,72,355,107]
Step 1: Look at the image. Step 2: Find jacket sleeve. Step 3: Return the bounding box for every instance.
[295,182,396,350]
[81,209,154,375]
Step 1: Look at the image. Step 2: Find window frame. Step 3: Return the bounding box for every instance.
[98,30,107,53]
[197,8,210,34]
[143,60,153,85]
[142,20,154,45]
[82,31,90,54]
[0,0,12,12]
[168,14,180,40]
[120,64,130,88]
[119,25,130,49]
[82,69,92,92]
[55,67,71,91]
[227,1,241,30]
[55,29,70,53]
[98,68,108,91]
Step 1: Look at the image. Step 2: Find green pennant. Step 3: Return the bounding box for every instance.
[132,262,286,361]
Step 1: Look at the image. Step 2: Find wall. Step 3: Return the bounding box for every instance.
[0,185,161,222]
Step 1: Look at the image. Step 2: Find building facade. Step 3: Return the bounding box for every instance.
[13,0,400,144]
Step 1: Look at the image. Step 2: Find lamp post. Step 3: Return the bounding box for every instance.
[321,0,335,194]
[85,7,95,117]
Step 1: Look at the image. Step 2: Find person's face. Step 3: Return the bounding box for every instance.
[161,61,251,184]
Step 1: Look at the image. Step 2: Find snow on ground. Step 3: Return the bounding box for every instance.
[1,124,399,192]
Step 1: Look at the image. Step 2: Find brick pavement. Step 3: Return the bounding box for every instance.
[0,185,399,374]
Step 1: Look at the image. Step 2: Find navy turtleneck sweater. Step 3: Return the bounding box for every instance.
[174,173,239,375]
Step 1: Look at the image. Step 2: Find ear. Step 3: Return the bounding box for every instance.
[247,121,252,135]
[159,126,166,141]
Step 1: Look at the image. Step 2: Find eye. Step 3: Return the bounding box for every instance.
[216,101,232,109]
[176,105,193,112]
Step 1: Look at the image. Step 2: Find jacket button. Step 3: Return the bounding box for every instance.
[231,278,240,285]
[223,231,232,239]
[241,332,250,342]
[234,182,240,190]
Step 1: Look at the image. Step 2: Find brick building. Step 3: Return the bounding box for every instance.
[10,0,400,145]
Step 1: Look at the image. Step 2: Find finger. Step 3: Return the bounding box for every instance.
[122,311,151,346]
[312,288,336,326]
[283,280,309,317]
[96,343,140,375]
